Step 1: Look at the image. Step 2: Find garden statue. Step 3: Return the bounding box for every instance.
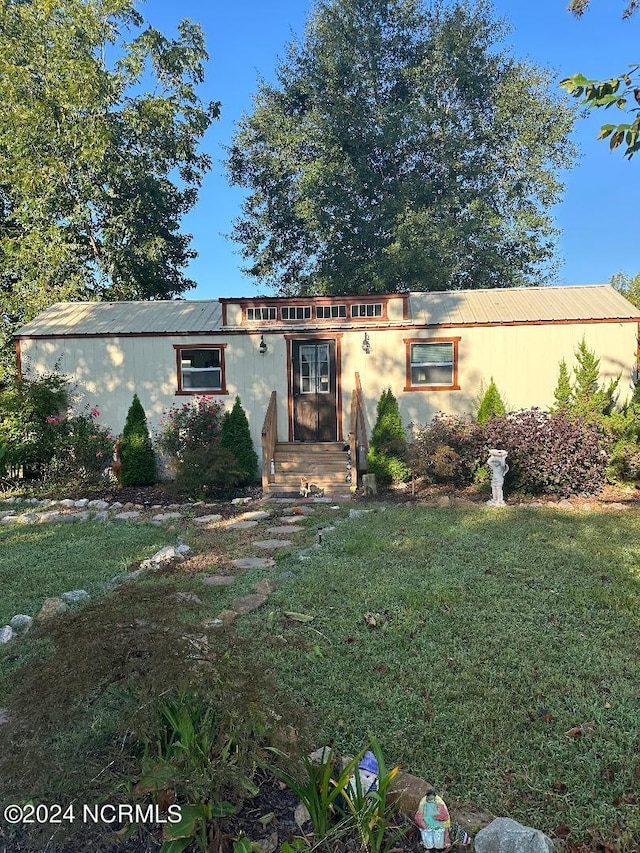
[414,788,451,850]
[486,448,508,506]
[347,750,379,798]
[111,438,122,488]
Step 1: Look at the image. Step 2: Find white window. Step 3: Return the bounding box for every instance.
[408,341,456,388]
[316,305,347,319]
[281,306,311,321]
[351,303,382,318]
[246,306,276,321]
[178,347,224,392]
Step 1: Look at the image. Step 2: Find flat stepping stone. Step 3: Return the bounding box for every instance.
[152,512,183,521]
[201,575,236,586]
[205,610,237,628]
[194,514,223,524]
[227,520,259,530]
[279,516,303,524]
[113,510,141,521]
[255,578,276,596]
[231,557,276,569]
[0,708,9,725]
[238,510,271,521]
[267,525,302,534]
[174,592,203,605]
[253,539,293,549]
[229,594,268,615]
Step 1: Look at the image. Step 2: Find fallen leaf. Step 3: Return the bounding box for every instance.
[565,720,595,739]
[283,611,314,622]
[552,782,568,794]
[374,663,389,673]
[538,707,554,724]
[602,766,616,782]
[258,812,276,826]
[555,823,571,839]
[346,636,359,644]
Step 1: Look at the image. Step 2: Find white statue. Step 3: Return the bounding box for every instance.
[486,449,508,506]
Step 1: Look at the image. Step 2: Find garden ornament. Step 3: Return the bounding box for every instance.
[347,750,379,798]
[414,788,451,850]
[486,448,508,506]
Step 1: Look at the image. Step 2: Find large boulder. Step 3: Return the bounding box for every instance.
[474,817,555,853]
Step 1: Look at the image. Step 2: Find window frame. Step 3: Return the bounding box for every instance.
[174,344,228,396]
[403,337,461,391]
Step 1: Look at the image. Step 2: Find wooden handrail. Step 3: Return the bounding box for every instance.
[355,372,368,456]
[261,391,277,490]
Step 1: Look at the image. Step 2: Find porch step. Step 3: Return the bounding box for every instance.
[264,442,352,495]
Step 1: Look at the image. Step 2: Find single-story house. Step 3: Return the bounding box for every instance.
[14,285,640,491]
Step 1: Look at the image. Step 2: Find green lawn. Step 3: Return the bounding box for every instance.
[236,505,640,847]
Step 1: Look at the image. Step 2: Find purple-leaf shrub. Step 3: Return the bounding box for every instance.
[484,408,610,497]
[409,413,485,485]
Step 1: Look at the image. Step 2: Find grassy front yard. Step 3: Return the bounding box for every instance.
[0,500,639,850]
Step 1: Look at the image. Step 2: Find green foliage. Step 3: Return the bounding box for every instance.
[562,4,639,157]
[120,394,156,486]
[611,270,640,309]
[551,358,573,412]
[0,0,220,379]
[409,413,485,486]
[0,370,111,485]
[227,0,574,295]
[367,389,409,485]
[476,378,506,425]
[572,337,619,419]
[219,397,258,486]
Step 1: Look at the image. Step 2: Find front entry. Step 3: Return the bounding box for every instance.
[292,339,338,441]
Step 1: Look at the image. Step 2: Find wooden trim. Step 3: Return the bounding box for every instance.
[403,336,461,392]
[402,294,410,321]
[15,339,22,377]
[287,336,342,441]
[174,343,228,396]
[221,302,228,327]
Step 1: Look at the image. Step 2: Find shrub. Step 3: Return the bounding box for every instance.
[603,404,640,482]
[476,378,506,425]
[156,397,243,495]
[484,408,609,497]
[120,394,156,486]
[219,397,258,486]
[409,413,485,486]
[551,358,573,413]
[42,405,113,488]
[367,388,409,484]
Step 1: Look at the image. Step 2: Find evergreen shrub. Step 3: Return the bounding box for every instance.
[367,388,409,484]
[476,378,506,424]
[219,397,258,485]
[120,394,156,486]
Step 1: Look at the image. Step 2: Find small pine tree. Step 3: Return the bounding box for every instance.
[476,378,506,424]
[219,397,258,486]
[120,394,156,486]
[552,358,573,412]
[572,337,619,419]
[367,388,409,484]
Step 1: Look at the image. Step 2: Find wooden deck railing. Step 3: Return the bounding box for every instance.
[261,391,277,491]
[348,373,369,482]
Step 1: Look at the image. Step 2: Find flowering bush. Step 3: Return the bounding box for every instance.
[156,397,243,495]
[43,405,114,488]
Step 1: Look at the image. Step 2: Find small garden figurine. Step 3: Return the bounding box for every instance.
[486,448,508,506]
[414,788,451,850]
[347,750,379,798]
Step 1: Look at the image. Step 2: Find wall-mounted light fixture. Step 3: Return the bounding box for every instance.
[259,335,267,355]
[362,332,371,354]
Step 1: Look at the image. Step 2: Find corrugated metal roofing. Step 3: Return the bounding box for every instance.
[408,285,640,325]
[14,286,640,337]
[15,300,224,336]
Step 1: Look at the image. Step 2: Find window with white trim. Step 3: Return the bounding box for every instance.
[246,306,276,321]
[281,306,311,321]
[409,341,455,387]
[178,347,223,391]
[351,303,382,318]
[316,305,347,319]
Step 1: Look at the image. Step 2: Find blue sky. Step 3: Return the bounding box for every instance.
[143,0,638,300]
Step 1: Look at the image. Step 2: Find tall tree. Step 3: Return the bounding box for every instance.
[611,271,640,308]
[560,1,639,157]
[227,0,575,296]
[0,0,219,378]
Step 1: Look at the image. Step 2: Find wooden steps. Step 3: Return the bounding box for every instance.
[264,442,352,495]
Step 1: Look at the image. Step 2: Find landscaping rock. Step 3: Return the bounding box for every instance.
[176,544,192,556]
[74,498,90,508]
[231,497,252,505]
[267,525,301,535]
[212,609,238,627]
[0,626,16,644]
[254,578,276,596]
[253,539,292,549]
[152,512,183,522]
[229,594,268,615]
[239,510,271,521]
[0,515,18,524]
[62,589,90,604]
[140,545,187,568]
[388,772,434,814]
[231,557,276,569]
[88,499,110,509]
[0,708,9,725]
[113,510,141,521]
[193,514,223,524]
[38,511,64,523]
[174,592,203,605]
[18,512,39,524]
[227,519,259,530]
[59,499,76,508]
[349,509,371,518]
[37,597,67,620]
[93,511,109,522]
[474,817,554,853]
[10,614,33,633]
[201,575,236,586]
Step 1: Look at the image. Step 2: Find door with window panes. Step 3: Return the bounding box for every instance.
[292,340,337,441]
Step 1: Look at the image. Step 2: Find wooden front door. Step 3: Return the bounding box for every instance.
[292,340,337,441]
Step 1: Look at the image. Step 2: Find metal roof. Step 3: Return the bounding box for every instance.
[408,285,640,325]
[15,300,224,337]
[14,286,640,337]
